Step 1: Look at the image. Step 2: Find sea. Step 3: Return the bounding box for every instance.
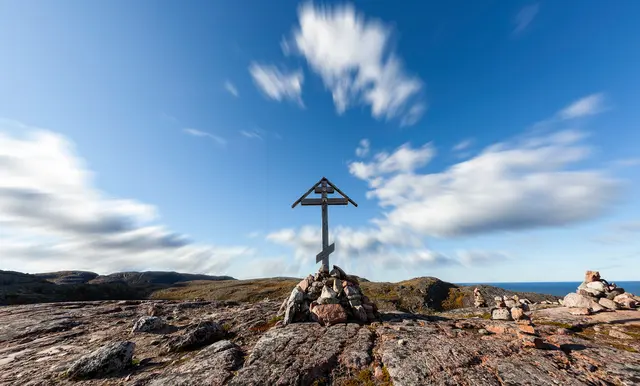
[456,281,640,297]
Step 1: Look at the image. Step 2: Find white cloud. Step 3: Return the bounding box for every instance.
[183,128,227,146]
[350,129,620,237]
[348,142,435,180]
[249,63,304,105]
[513,4,540,35]
[453,138,474,152]
[265,224,455,271]
[355,139,370,157]
[288,3,424,125]
[224,81,239,97]
[0,122,253,275]
[558,93,606,120]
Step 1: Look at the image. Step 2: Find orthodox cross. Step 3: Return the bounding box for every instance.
[292,177,358,273]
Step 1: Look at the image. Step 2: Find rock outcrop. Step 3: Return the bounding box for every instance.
[279,265,379,325]
[1,295,639,385]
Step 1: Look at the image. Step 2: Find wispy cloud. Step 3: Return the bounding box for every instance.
[249,63,304,106]
[558,93,606,120]
[452,138,474,152]
[355,139,370,158]
[240,129,263,140]
[513,4,540,35]
[224,80,239,97]
[183,128,227,146]
[611,158,640,167]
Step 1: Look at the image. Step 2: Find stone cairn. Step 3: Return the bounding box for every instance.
[278,265,379,326]
[490,294,531,321]
[473,287,487,308]
[563,270,639,314]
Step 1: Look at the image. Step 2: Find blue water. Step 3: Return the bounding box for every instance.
[457,281,640,297]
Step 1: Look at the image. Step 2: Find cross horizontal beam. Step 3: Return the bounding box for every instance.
[314,186,335,194]
[301,198,349,206]
[316,243,335,263]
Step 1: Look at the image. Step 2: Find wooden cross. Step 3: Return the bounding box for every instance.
[292,177,358,273]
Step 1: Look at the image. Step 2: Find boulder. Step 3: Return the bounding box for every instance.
[504,299,518,308]
[584,270,600,283]
[616,298,638,309]
[66,341,135,379]
[318,286,339,305]
[311,304,348,326]
[329,265,347,279]
[352,305,368,322]
[563,293,605,312]
[586,281,606,292]
[491,308,512,320]
[598,298,619,310]
[510,307,525,321]
[297,275,313,292]
[132,316,165,333]
[166,321,225,352]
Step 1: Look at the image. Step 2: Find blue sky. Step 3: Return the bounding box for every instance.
[1,1,639,282]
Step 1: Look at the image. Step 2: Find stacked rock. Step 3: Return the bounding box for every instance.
[491,295,529,321]
[278,265,379,326]
[563,270,640,314]
[473,287,487,308]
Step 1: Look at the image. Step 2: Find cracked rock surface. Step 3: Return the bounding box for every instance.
[0,299,639,385]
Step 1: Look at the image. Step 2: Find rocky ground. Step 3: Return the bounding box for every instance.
[1,298,639,385]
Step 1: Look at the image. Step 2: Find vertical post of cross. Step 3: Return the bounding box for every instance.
[292,177,357,273]
[320,179,329,273]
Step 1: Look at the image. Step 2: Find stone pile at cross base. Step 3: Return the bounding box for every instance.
[563,270,640,315]
[278,265,379,326]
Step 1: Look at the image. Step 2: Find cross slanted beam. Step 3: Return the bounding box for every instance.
[292,177,357,273]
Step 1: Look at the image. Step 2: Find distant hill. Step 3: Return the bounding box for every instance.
[0,270,235,306]
[2,270,558,311]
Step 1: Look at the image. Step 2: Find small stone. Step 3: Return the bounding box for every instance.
[569,308,592,316]
[510,307,524,321]
[65,341,135,380]
[374,366,384,380]
[609,330,633,340]
[478,328,490,335]
[586,281,606,292]
[352,305,368,322]
[598,298,619,310]
[556,328,571,335]
[397,339,407,346]
[132,316,165,333]
[297,276,312,292]
[333,278,342,295]
[329,265,347,279]
[491,308,512,320]
[504,299,517,308]
[165,321,225,352]
[318,285,339,305]
[521,336,547,349]
[584,270,601,283]
[517,324,536,335]
[615,297,638,309]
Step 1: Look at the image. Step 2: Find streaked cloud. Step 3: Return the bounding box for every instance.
[558,93,606,120]
[249,63,304,105]
[0,120,252,274]
[513,4,540,35]
[183,128,227,145]
[452,138,474,152]
[224,80,239,97]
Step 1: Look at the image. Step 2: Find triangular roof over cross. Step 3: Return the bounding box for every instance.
[291,177,358,208]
